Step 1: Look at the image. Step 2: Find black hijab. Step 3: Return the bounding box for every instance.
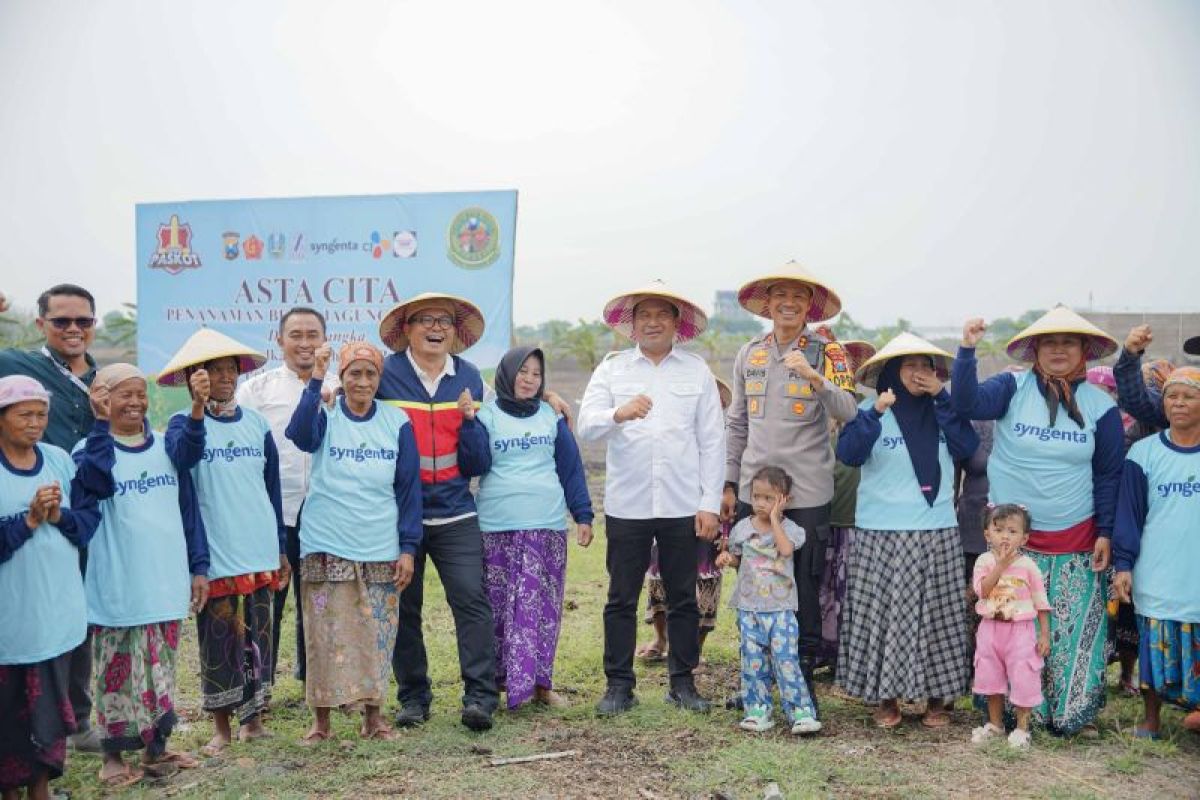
[495,346,545,418]
[877,356,942,507]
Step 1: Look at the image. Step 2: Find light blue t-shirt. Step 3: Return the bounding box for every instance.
[0,445,87,664]
[989,371,1113,531]
[1126,434,1200,622]
[300,400,408,562]
[854,400,957,531]
[179,409,280,580]
[476,401,569,532]
[76,435,192,627]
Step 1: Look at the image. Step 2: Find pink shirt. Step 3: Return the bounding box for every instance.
[973,553,1051,622]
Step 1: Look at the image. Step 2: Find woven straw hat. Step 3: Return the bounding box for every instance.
[1005,306,1118,363]
[601,280,707,344]
[855,332,953,389]
[736,260,842,323]
[840,340,878,375]
[378,292,486,355]
[156,328,266,387]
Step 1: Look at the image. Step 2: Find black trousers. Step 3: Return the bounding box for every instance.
[603,515,700,690]
[735,501,830,660]
[69,547,92,732]
[391,515,498,712]
[272,523,305,682]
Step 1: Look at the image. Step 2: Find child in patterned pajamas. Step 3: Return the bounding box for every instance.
[717,466,820,735]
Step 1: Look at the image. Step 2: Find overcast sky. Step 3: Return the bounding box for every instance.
[1,0,1197,328]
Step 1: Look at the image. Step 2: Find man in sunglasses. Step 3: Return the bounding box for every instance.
[0,283,103,753]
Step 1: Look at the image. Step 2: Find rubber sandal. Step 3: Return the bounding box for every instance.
[299,729,332,747]
[636,644,667,663]
[921,710,951,729]
[874,707,903,729]
[360,725,396,741]
[157,750,200,769]
[1132,727,1162,741]
[99,765,144,788]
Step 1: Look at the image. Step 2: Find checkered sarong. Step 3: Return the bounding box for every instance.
[836,527,968,702]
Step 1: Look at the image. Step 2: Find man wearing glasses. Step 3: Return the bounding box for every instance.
[0,283,103,752]
[375,292,499,732]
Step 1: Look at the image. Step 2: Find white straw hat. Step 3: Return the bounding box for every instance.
[156,328,266,387]
[1005,306,1118,363]
[736,261,842,323]
[855,332,953,389]
[601,280,708,344]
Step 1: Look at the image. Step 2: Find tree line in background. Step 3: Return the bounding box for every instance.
[0,301,1047,372]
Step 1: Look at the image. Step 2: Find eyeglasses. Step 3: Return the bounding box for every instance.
[44,317,96,330]
[408,314,455,330]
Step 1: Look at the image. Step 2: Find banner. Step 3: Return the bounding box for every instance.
[136,190,517,375]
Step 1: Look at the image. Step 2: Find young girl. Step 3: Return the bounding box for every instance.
[716,466,820,735]
[970,503,1051,748]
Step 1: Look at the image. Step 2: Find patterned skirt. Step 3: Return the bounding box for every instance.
[644,536,724,630]
[483,529,568,708]
[836,527,968,703]
[93,622,181,755]
[1027,551,1109,734]
[301,554,399,710]
[196,584,274,723]
[817,526,854,666]
[1137,616,1200,709]
[0,651,75,790]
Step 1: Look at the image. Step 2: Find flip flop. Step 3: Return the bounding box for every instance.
[155,750,200,769]
[636,644,668,663]
[360,725,396,741]
[921,709,951,729]
[298,729,332,747]
[99,765,144,788]
[874,708,903,729]
[199,739,229,758]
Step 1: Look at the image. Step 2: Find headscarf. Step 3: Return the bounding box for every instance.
[1143,359,1175,393]
[877,357,942,507]
[0,375,50,410]
[338,341,384,379]
[494,346,544,418]
[95,363,146,391]
[1163,366,1200,394]
[1032,337,1087,428]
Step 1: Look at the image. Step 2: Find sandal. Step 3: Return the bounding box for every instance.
[874,705,903,729]
[636,643,667,663]
[921,705,951,729]
[360,725,396,741]
[299,729,332,747]
[155,750,200,769]
[99,764,144,788]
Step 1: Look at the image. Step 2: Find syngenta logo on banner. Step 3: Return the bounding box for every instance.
[1012,423,1089,444]
[116,470,179,497]
[328,442,397,463]
[202,440,264,463]
[1157,475,1200,498]
[148,215,203,275]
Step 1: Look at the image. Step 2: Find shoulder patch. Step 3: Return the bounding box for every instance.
[823,342,856,391]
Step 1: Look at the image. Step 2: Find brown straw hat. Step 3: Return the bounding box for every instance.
[378,292,486,355]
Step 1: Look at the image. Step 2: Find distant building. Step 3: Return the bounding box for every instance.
[1081,311,1200,364]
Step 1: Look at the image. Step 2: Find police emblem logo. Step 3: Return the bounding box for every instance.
[447,207,501,269]
[748,348,769,367]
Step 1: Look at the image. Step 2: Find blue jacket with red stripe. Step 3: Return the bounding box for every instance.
[377,353,492,521]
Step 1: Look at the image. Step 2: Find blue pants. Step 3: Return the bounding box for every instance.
[739,609,817,720]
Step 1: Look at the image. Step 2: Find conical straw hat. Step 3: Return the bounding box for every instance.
[1005,306,1118,363]
[840,340,877,375]
[736,260,842,322]
[378,292,486,355]
[156,328,266,387]
[601,280,708,344]
[855,332,953,389]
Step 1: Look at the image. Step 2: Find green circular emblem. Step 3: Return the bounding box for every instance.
[446,207,501,269]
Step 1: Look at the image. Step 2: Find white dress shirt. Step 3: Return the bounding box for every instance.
[577,345,725,520]
[236,365,340,526]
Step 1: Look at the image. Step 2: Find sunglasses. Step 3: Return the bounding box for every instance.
[407,314,455,330]
[44,316,96,330]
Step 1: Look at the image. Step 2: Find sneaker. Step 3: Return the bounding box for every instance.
[68,727,103,753]
[739,706,775,732]
[1008,728,1032,749]
[461,704,493,732]
[971,723,1003,744]
[665,684,712,713]
[596,686,638,716]
[790,709,822,735]
[394,703,431,728]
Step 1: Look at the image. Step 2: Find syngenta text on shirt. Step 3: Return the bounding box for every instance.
[327,443,397,463]
[115,471,179,497]
[201,441,264,463]
[492,433,555,454]
[1011,423,1089,444]
[1157,478,1200,499]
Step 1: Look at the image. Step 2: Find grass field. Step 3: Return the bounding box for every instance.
[55,523,1200,799]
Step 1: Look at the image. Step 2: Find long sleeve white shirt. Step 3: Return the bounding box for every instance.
[577,346,725,520]
[236,365,340,526]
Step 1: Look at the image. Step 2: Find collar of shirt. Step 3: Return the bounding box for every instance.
[631,345,683,366]
[405,348,455,395]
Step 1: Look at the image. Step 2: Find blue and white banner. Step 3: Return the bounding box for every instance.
[136,190,517,374]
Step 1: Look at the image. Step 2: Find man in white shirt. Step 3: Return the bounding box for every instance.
[236,307,338,684]
[578,282,725,715]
